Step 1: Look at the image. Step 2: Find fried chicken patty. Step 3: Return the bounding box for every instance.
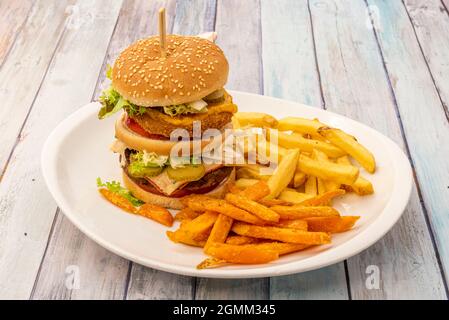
[131,108,234,137]
[129,92,237,137]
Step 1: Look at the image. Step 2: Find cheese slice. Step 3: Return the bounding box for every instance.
[146,163,223,196]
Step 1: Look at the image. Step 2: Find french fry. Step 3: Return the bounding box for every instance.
[305,216,360,233]
[337,156,374,195]
[299,189,346,206]
[182,195,267,225]
[274,219,308,231]
[311,149,341,192]
[293,171,307,188]
[204,214,234,250]
[232,222,331,245]
[234,178,259,189]
[270,130,346,157]
[298,154,359,185]
[318,127,376,173]
[179,211,218,241]
[270,205,340,220]
[174,207,201,221]
[225,235,260,245]
[258,198,293,207]
[205,243,279,264]
[166,230,206,247]
[99,188,136,214]
[304,176,317,195]
[277,117,325,139]
[278,189,314,204]
[225,193,280,222]
[236,164,270,181]
[197,258,228,269]
[317,178,326,195]
[266,148,300,199]
[240,180,271,201]
[233,112,279,128]
[137,203,174,227]
[256,138,288,163]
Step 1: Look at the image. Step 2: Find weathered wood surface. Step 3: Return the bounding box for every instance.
[309,0,446,299]
[0,0,123,299]
[0,0,34,66]
[1,0,449,299]
[365,0,449,288]
[0,0,75,176]
[261,0,348,300]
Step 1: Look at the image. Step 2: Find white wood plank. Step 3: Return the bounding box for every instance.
[114,0,200,300]
[0,0,34,65]
[194,0,268,299]
[31,212,129,300]
[0,0,123,299]
[309,0,446,299]
[0,0,75,176]
[366,0,449,290]
[403,0,449,117]
[172,0,217,35]
[261,0,348,300]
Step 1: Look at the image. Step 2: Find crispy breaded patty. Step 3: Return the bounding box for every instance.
[131,104,236,137]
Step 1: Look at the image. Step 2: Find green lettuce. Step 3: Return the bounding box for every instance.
[96,178,144,206]
[98,86,147,119]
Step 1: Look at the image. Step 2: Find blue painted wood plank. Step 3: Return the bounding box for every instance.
[364,0,449,290]
[308,0,446,299]
[261,0,349,300]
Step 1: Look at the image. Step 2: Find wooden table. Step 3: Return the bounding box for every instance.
[1,0,448,300]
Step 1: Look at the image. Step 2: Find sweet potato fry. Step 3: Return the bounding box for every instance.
[205,243,279,264]
[166,230,206,247]
[180,211,218,241]
[197,258,228,269]
[258,198,293,207]
[225,235,260,245]
[174,207,202,221]
[305,216,360,233]
[299,189,346,206]
[182,195,267,225]
[232,222,331,245]
[227,183,243,195]
[274,219,308,231]
[225,193,280,222]
[137,203,174,227]
[270,205,340,220]
[254,242,311,255]
[205,214,234,250]
[240,180,271,201]
[99,188,136,214]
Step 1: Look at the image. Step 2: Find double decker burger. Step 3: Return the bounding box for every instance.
[98,34,237,209]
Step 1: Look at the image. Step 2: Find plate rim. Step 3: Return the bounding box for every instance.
[41,90,413,278]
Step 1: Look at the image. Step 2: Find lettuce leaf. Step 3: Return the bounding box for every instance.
[96,177,144,206]
[98,86,147,119]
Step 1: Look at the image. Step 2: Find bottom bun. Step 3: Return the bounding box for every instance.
[122,168,235,210]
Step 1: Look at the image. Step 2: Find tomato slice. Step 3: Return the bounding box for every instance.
[125,117,169,140]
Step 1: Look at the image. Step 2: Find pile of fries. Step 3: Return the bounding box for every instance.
[98,112,376,269]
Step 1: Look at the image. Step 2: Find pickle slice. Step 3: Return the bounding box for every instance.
[127,163,163,178]
[166,164,206,182]
[204,89,225,104]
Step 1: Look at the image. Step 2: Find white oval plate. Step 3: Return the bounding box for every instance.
[41,91,412,278]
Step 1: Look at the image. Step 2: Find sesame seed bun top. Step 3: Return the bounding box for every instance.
[111,34,229,107]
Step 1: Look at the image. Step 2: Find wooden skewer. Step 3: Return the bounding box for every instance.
[159,7,167,58]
